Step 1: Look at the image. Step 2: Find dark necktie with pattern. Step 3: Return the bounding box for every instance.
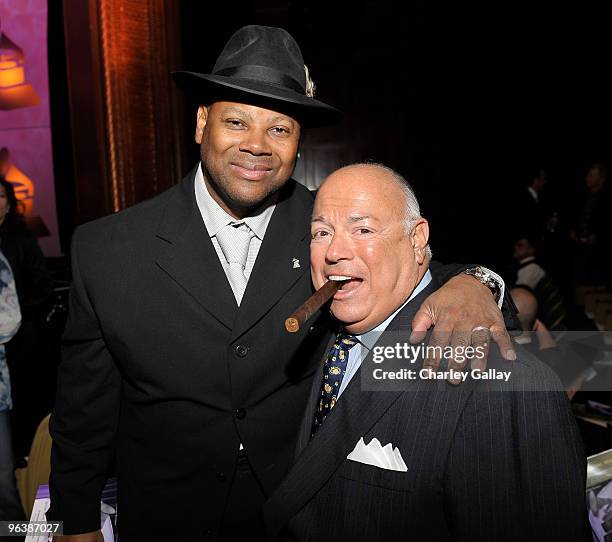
[311,332,358,437]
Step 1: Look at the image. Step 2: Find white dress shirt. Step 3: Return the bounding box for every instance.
[194,163,276,282]
[527,186,539,203]
[516,256,545,290]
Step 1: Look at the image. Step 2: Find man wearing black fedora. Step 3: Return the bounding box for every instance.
[49,25,516,541]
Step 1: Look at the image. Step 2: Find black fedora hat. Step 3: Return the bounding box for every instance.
[172,25,342,128]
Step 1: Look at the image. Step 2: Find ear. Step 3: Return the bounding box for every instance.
[411,219,430,265]
[194,105,209,144]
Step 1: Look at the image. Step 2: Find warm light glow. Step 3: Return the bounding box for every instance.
[0,52,26,87]
[0,63,25,87]
[0,48,40,109]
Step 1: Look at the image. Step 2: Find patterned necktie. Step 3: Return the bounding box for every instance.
[311,332,358,436]
[215,223,254,305]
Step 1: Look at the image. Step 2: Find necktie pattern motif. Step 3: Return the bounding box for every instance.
[215,222,254,305]
[312,332,358,436]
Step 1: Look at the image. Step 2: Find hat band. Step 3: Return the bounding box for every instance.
[215,65,305,95]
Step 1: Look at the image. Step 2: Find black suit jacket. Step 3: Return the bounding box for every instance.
[49,169,334,538]
[264,280,589,542]
[48,168,516,538]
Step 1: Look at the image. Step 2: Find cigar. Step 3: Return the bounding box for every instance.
[285,280,341,333]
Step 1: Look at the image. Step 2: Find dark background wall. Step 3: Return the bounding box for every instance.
[51,0,611,268]
[177,0,610,267]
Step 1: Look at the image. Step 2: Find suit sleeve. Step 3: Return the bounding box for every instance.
[429,260,519,330]
[48,228,121,534]
[20,232,53,312]
[444,383,590,541]
[536,345,593,388]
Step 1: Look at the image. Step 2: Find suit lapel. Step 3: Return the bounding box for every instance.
[264,280,438,539]
[155,168,237,330]
[231,181,312,341]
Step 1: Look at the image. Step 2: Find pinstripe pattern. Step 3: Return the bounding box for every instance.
[265,281,589,542]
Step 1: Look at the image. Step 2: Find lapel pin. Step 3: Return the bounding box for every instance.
[292,258,301,269]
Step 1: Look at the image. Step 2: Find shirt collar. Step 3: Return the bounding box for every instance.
[527,186,538,202]
[519,256,536,264]
[194,162,276,240]
[357,269,432,352]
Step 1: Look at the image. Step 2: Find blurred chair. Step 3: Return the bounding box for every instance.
[15,413,51,516]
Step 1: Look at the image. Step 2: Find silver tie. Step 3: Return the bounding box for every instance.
[215,223,254,305]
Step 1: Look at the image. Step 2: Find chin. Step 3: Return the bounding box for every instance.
[236,186,278,205]
[225,191,267,210]
[342,321,372,335]
[330,305,367,330]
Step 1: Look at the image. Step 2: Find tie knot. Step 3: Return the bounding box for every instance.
[215,223,254,266]
[335,332,358,351]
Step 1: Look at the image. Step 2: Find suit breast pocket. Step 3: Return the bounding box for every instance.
[336,459,414,492]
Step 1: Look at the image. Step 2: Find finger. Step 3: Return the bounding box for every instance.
[423,322,452,374]
[490,324,516,361]
[470,327,491,372]
[447,327,472,384]
[532,318,541,331]
[410,310,433,343]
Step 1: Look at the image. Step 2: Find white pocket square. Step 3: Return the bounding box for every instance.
[347,437,408,472]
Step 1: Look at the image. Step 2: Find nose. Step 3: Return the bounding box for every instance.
[325,231,353,265]
[239,127,272,156]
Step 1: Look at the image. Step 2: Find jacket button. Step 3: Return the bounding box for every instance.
[235,408,246,419]
[216,472,226,482]
[234,344,248,357]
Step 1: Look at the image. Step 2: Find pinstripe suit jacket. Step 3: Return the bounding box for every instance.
[264,281,590,541]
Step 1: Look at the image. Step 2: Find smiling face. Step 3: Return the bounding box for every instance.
[195,101,301,218]
[310,165,429,334]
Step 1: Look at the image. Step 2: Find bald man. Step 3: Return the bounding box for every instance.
[264,163,588,542]
[511,286,539,334]
[511,285,594,395]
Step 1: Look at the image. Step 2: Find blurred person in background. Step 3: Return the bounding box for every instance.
[518,166,549,241]
[512,234,598,331]
[0,249,24,523]
[571,163,611,287]
[0,175,51,316]
[0,178,52,459]
[510,166,572,298]
[510,285,595,398]
[513,235,567,330]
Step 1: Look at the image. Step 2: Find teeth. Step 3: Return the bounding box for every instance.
[329,275,352,281]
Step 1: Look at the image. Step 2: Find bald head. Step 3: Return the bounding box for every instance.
[321,163,428,238]
[510,287,538,331]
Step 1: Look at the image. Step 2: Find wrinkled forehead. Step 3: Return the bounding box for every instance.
[313,170,405,223]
